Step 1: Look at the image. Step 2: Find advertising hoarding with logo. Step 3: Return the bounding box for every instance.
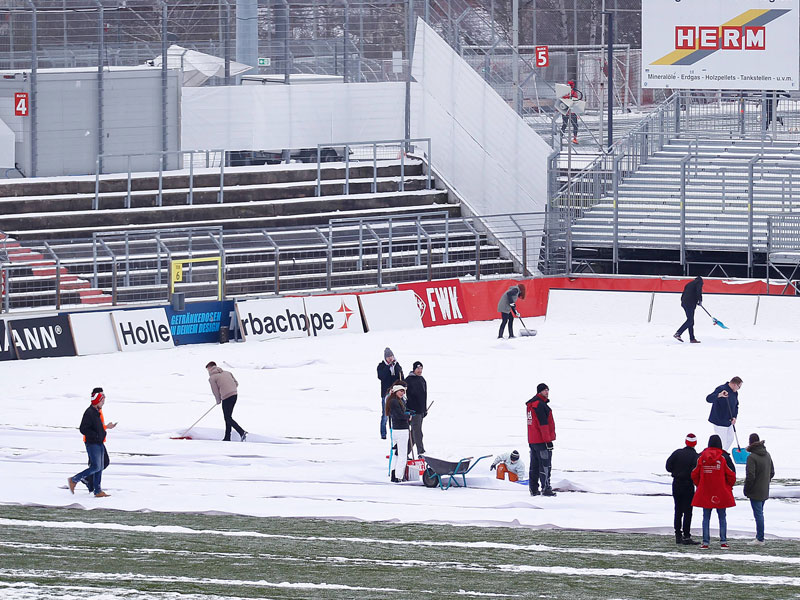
[7,315,77,359]
[642,0,799,90]
[165,300,236,345]
[302,294,364,336]
[236,297,310,341]
[396,279,469,327]
[111,308,174,352]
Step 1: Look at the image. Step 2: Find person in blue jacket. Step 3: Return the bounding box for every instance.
[706,377,742,452]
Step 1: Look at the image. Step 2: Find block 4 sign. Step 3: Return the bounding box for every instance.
[14,92,28,116]
[397,279,469,327]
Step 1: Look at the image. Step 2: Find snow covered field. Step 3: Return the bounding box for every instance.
[2,311,799,540]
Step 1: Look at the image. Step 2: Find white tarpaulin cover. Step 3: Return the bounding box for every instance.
[150,45,253,87]
[0,116,15,169]
[182,82,405,150]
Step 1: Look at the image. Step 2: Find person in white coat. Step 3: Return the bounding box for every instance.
[490,450,527,482]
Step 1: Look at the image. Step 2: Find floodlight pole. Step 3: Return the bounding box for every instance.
[604,10,614,151]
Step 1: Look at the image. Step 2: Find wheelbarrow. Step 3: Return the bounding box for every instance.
[420,454,491,490]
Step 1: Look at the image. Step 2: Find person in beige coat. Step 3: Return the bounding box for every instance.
[206,361,247,441]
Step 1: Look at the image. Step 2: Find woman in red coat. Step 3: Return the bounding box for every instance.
[691,434,736,549]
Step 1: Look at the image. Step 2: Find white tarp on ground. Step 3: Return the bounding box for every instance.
[150,45,253,87]
[181,82,405,150]
[0,116,16,169]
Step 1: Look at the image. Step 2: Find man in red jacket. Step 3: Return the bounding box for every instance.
[526,383,556,497]
[691,434,736,549]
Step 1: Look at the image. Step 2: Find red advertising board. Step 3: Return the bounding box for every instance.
[396,279,469,327]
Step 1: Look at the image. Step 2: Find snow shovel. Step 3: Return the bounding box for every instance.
[731,424,749,465]
[700,305,729,329]
[516,313,537,337]
[171,403,218,440]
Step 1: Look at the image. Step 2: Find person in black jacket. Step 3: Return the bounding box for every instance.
[674,276,703,343]
[665,433,700,545]
[377,347,403,440]
[385,382,410,482]
[405,361,427,455]
[68,389,116,498]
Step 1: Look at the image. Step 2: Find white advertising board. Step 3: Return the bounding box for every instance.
[642,0,799,90]
[110,308,174,352]
[69,311,119,356]
[357,290,423,332]
[236,297,309,341]
[302,294,365,337]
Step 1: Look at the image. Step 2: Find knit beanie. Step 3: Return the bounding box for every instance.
[510,450,520,462]
[413,361,423,370]
[708,434,722,449]
[537,383,549,394]
[384,347,394,359]
[685,433,697,447]
[91,391,105,406]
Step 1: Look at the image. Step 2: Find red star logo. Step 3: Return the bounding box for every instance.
[413,292,426,318]
[337,300,355,329]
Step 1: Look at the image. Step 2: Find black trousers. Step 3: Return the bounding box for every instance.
[672,483,695,538]
[498,312,515,337]
[676,304,696,340]
[222,395,245,441]
[529,443,553,493]
[561,113,578,137]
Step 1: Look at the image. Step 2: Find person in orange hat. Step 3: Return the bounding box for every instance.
[68,388,116,498]
[665,433,700,545]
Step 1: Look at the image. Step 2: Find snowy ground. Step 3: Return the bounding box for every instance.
[1,314,798,540]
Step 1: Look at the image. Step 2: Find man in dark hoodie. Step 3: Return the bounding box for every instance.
[744,433,775,545]
[706,376,742,452]
[377,348,404,440]
[674,276,703,343]
[405,361,427,455]
[497,283,526,339]
[68,389,116,498]
[526,383,556,497]
[665,433,700,545]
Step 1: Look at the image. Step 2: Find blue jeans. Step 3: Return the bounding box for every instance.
[73,443,105,495]
[750,499,765,541]
[380,395,388,438]
[702,507,727,544]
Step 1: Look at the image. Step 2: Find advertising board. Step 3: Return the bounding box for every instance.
[235,297,309,341]
[7,314,77,359]
[302,294,365,336]
[396,279,469,327]
[110,308,174,352]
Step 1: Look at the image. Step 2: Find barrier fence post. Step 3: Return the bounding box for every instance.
[218,156,225,203]
[94,156,100,210]
[126,155,132,208]
[613,155,621,274]
[680,155,688,272]
[316,146,322,197]
[111,259,118,306]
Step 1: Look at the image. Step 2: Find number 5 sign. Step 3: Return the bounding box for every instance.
[14,92,29,116]
[534,45,549,68]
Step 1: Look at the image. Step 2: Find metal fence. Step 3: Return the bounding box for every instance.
[0,211,556,312]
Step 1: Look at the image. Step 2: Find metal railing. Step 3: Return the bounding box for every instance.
[315,138,432,197]
[1,211,554,313]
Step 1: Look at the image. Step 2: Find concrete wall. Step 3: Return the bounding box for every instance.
[0,67,181,177]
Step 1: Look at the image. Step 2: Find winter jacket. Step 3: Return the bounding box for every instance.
[79,405,106,444]
[691,447,736,509]
[706,383,739,427]
[665,445,699,489]
[681,277,703,307]
[405,372,427,415]
[386,394,409,430]
[377,360,404,397]
[83,408,106,443]
[208,366,238,403]
[526,393,556,444]
[744,441,775,501]
[491,452,527,478]
[497,286,522,314]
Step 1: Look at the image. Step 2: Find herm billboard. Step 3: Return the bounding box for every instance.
[642,0,799,90]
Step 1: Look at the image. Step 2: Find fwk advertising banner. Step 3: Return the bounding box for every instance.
[642,0,799,90]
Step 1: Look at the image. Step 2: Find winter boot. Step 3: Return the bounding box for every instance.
[675,531,683,545]
[542,488,557,497]
[682,536,700,545]
[529,488,541,496]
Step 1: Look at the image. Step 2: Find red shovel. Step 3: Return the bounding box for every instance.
[171,404,218,440]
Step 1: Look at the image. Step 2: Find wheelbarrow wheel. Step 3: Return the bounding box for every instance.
[422,467,439,488]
